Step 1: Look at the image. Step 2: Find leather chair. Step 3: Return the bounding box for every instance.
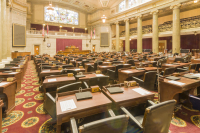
[176,64,196,72]
[127,59,135,66]
[121,100,176,133]
[44,82,82,120]
[62,65,74,69]
[17,56,22,58]
[161,67,175,76]
[55,62,63,65]
[5,64,16,67]
[82,60,89,68]
[70,110,129,133]
[132,71,157,91]
[196,63,200,72]
[42,66,52,69]
[107,64,123,83]
[174,58,184,63]
[13,58,20,61]
[85,76,109,88]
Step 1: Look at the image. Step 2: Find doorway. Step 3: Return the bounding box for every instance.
[34,45,40,55]
[92,45,95,52]
[158,40,167,53]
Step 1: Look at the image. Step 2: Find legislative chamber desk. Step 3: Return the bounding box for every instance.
[118,67,162,83]
[0,72,21,92]
[98,64,131,72]
[160,76,200,107]
[43,76,76,98]
[0,67,23,81]
[56,90,112,133]
[11,52,31,59]
[0,81,17,117]
[102,86,154,108]
[161,63,191,70]
[78,74,105,81]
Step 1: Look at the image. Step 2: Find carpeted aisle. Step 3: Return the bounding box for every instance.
[1,61,200,133]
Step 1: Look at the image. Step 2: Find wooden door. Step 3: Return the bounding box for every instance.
[92,45,95,52]
[34,45,40,55]
[159,42,165,53]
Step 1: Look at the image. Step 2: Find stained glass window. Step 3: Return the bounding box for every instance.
[44,7,79,25]
[119,0,126,12]
[129,0,138,8]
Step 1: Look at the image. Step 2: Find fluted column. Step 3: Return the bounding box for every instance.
[137,15,143,53]
[1,0,7,59]
[6,7,11,58]
[115,21,120,52]
[151,10,159,53]
[171,4,181,54]
[0,0,2,61]
[125,19,130,52]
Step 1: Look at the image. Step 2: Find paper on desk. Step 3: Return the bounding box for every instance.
[168,80,185,86]
[60,99,77,112]
[75,69,80,70]
[48,78,57,82]
[9,72,18,74]
[96,74,104,77]
[123,70,131,73]
[192,74,200,77]
[133,88,150,95]
[42,70,50,72]
[0,82,9,86]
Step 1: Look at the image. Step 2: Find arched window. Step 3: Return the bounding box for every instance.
[129,0,138,8]
[44,7,79,25]
[119,0,126,12]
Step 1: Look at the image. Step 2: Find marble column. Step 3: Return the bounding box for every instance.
[125,19,130,52]
[0,0,2,61]
[137,15,143,53]
[151,10,159,53]
[1,0,7,59]
[6,7,11,58]
[115,21,120,52]
[171,4,181,54]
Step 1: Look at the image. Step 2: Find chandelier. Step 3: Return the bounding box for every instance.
[47,1,54,10]
[101,15,107,23]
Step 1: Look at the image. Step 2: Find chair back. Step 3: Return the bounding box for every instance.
[174,58,184,63]
[82,60,89,68]
[115,64,124,76]
[42,66,52,69]
[57,82,82,93]
[164,67,175,76]
[13,58,20,61]
[127,59,135,66]
[143,71,157,82]
[89,76,109,88]
[62,65,74,69]
[5,64,16,67]
[79,115,129,133]
[189,64,196,70]
[17,56,22,58]
[142,100,176,133]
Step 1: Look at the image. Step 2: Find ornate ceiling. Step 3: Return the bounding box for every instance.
[27,0,121,13]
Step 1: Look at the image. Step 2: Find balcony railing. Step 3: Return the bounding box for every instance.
[26,30,91,38]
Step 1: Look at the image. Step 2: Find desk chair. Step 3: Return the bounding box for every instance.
[112,61,123,64]
[107,64,123,83]
[70,112,129,133]
[132,71,157,91]
[127,59,135,66]
[44,82,82,120]
[17,56,22,58]
[161,67,175,76]
[42,66,52,69]
[55,62,63,65]
[62,65,74,69]
[10,61,19,64]
[176,64,196,72]
[82,60,90,68]
[13,58,20,61]
[174,58,184,63]
[5,64,16,67]
[85,76,109,89]
[121,100,176,133]
[196,63,200,72]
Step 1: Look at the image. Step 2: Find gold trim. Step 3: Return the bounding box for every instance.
[13,23,26,47]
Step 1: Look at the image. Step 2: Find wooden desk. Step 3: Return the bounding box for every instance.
[160,77,200,104]
[102,86,154,108]
[118,67,161,83]
[79,74,105,81]
[43,76,76,98]
[135,61,156,67]
[11,52,31,59]
[0,81,17,117]
[161,63,190,70]
[0,72,21,92]
[0,67,23,82]
[191,59,200,64]
[40,70,61,83]
[56,91,112,133]
[98,64,131,72]
[0,100,3,133]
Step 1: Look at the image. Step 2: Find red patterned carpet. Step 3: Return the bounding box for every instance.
[1,61,200,133]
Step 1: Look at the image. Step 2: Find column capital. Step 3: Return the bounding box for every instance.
[114,21,119,25]
[150,10,159,15]
[135,15,142,19]
[124,18,130,22]
[170,3,181,10]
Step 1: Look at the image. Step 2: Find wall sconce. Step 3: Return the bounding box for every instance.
[72,27,75,32]
[60,25,62,32]
[85,28,87,33]
[43,24,45,26]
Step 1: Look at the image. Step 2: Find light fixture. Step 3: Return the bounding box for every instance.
[129,39,131,40]
[47,1,54,10]
[101,15,107,23]
[60,26,62,28]
[194,0,198,3]
[72,27,74,29]
[43,24,45,26]
[85,28,87,30]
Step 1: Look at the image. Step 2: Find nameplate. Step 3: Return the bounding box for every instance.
[91,86,100,93]
[16,69,21,72]
[0,82,9,86]
[7,77,14,82]
[68,73,74,77]
[48,78,57,82]
[168,80,185,86]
